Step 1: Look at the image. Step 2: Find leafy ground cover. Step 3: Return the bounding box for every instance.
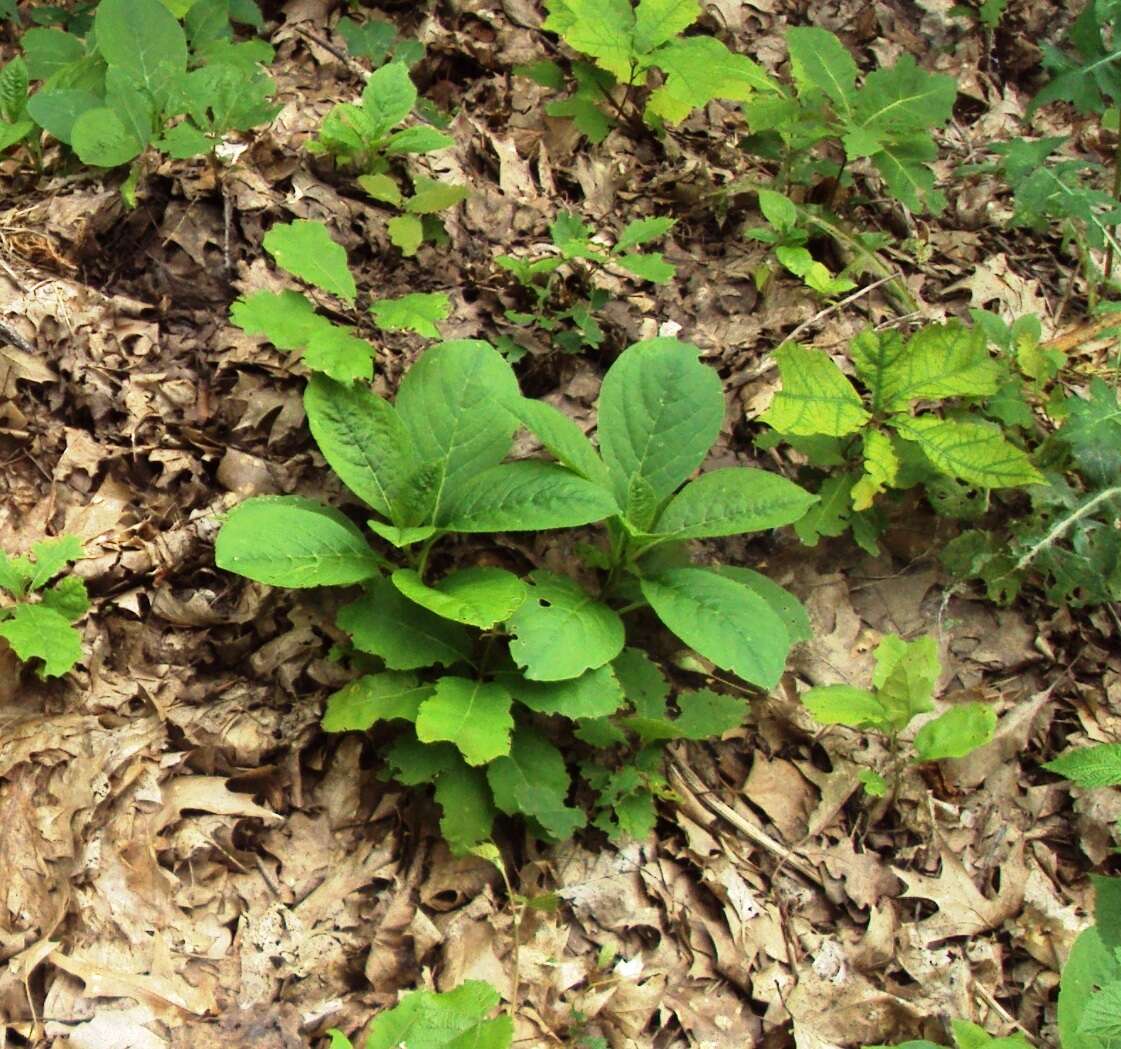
[1,0,1120,1047]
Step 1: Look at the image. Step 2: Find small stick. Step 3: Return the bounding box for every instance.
[783,272,904,346]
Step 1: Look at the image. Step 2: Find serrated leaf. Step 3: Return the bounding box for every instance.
[388,212,424,255]
[543,0,637,82]
[369,291,450,338]
[391,567,527,628]
[434,762,498,856]
[613,252,676,282]
[385,733,460,785]
[405,178,469,213]
[95,0,187,99]
[508,664,626,718]
[613,647,669,718]
[762,343,870,437]
[1059,378,1121,487]
[360,60,417,139]
[1079,981,1121,1040]
[646,35,778,122]
[487,725,585,839]
[640,566,790,688]
[913,703,996,761]
[438,461,618,533]
[416,676,514,765]
[27,535,83,590]
[852,55,956,136]
[230,290,329,349]
[507,570,625,681]
[597,337,725,510]
[873,633,938,730]
[627,687,746,742]
[365,980,512,1049]
[615,216,675,250]
[1045,744,1121,788]
[652,467,816,540]
[793,473,858,546]
[802,684,889,729]
[852,428,899,510]
[338,576,472,670]
[0,604,82,677]
[786,26,857,116]
[39,576,90,623]
[215,496,382,587]
[894,416,1044,488]
[633,0,699,54]
[321,671,433,731]
[514,398,612,489]
[263,220,356,302]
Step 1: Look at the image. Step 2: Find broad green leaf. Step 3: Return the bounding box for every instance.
[1045,744,1121,788]
[338,576,472,670]
[404,178,469,212]
[416,676,514,765]
[321,671,433,731]
[614,252,675,283]
[616,216,675,251]
[851,428,899,510]
[0,552,31,595]
[859,768,888,796]
[852,55,956,136]
[158,121,213,158]
[391,567,527,628]
[509,664,626,718]
[71,106,146,166]
[365,980,512,1049]
[633,0,699,54]
[263,220,356,302]
[434,762,498,855]
[627,687,746,741]
[712,566,812,644]
[913,703,996,761]
[0,604,82,677]
[385,734,459,785]
[369,291,450,338]
[543,0,637,82]
[367,521,437,548]
[357,173,403,206]
[1059,926,1121,1049]
[26,88,102,145]
[786,27,857,116]
[802,684,889,729]
[871,134,945,214]
[388,213,424,255]
[215,496,381,587]
[640,566,790,688]
[762,343,870,437]
[597,337,725,510]
[94,0,187,98]
[27,535,83,590]
[438,461,618,532]
[360,60,417,140]
[1059,378,1121,488]
[487,725,585,840]
[508,570,625,681]
[39,576,91,623]
[575,717,628,747]
[304,374,420,522]
[303,324,376,383]
[652,467,816,540]
[22,28,86,81]
[894,416,1044,488]
[394,340,521,522]
[230,290,329,349]
[613,647,669,718]
[874,633,939,730]
[794,473,858,546]
[758,187,798,230]
[1078,982,1121,1041]
[646,36,778,122]
[515,59,567,91]
[514,398,612,489]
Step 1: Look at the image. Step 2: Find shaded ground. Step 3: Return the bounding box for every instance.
[1,0,1119,1046]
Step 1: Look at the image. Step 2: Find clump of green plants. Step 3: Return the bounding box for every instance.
[230,218,452,382]
[517,0,777,143]
[758,320,1043,554]
[215,336,815,848]
[495,211,675,358]
[328,980,512,1049]
[336,14,424,69]
[801,633,996,796]
[0,535,88,678]
[20,0,277,194]
[308,60,467,256]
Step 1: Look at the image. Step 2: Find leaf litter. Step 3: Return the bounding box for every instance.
[0,0,1118,1046]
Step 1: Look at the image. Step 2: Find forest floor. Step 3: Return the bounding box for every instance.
[1,0,1119,1047]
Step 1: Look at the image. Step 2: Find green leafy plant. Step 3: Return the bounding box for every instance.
[337,15,424,69]
[866,1018,1030,1049]
[739,26,957,214]
[0,56,38,156]
[215,336,816,848]
[801,633,997,794]
[327,980,513,1049]
[495,211,675,358]
[20,0,276,187]
[758,321,1044,554]
[517,0,777,143]
[0,535,89,678]
[308,60,467,256]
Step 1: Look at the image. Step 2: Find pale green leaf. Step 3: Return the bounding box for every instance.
[27,535,83,590]
[613,252,676,283]
[1079,981,1121,1040]
[652,467,817,539]
[597,337,725,509]
[303,324,376,383]
[543,0,637,83]
[338,576,472,670]
[894,416,1044,488]
[802,684,889,729]
[388,212,424,255]
[758,187,797,230]
[871,135,945,214]
[215,496,381,587]
[1059,926,1121,1049]
[487,725,585,839]
[357,173,403,206]
[0,604,81,677]
[369,291,450,338]
[95,0,187,98]
[761,343,870,437]
[508,570,625,681]
[230,290,329,350]
[438,461,618,532]
[859,768,888,796]
[913,703,997,761]
[853,55,956,135]
[71,106,146,166]
[640,566,790,688]
[633,0,699,54]
[615,216,675,250]
[263,220,356,302]
[405,179,469,213]
[514,398,612,490]
[39,576,90,623]
[646,36,778,122]
[508,664,626,718]
[365,980,512,1049]
[416,676,514,765]
[391,567,527,628]
[874,633,939,730]
[712,566,812,644]
[360,60,417,139]
[851,428,899,510]
[786,27,857,116]
[321,671,433,731]
[384,126,455,156]
[1045,744,1121,788]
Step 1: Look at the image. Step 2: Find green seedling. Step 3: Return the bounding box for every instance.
[308,60,467,256]
[337,15,424,69]
[496,211,675,357]
[517,0,778,143]
[216,335,815,848]
[0,535,89,678]
[0,56,39,157]
[802,633,997,789]
[758,321,1044,554]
